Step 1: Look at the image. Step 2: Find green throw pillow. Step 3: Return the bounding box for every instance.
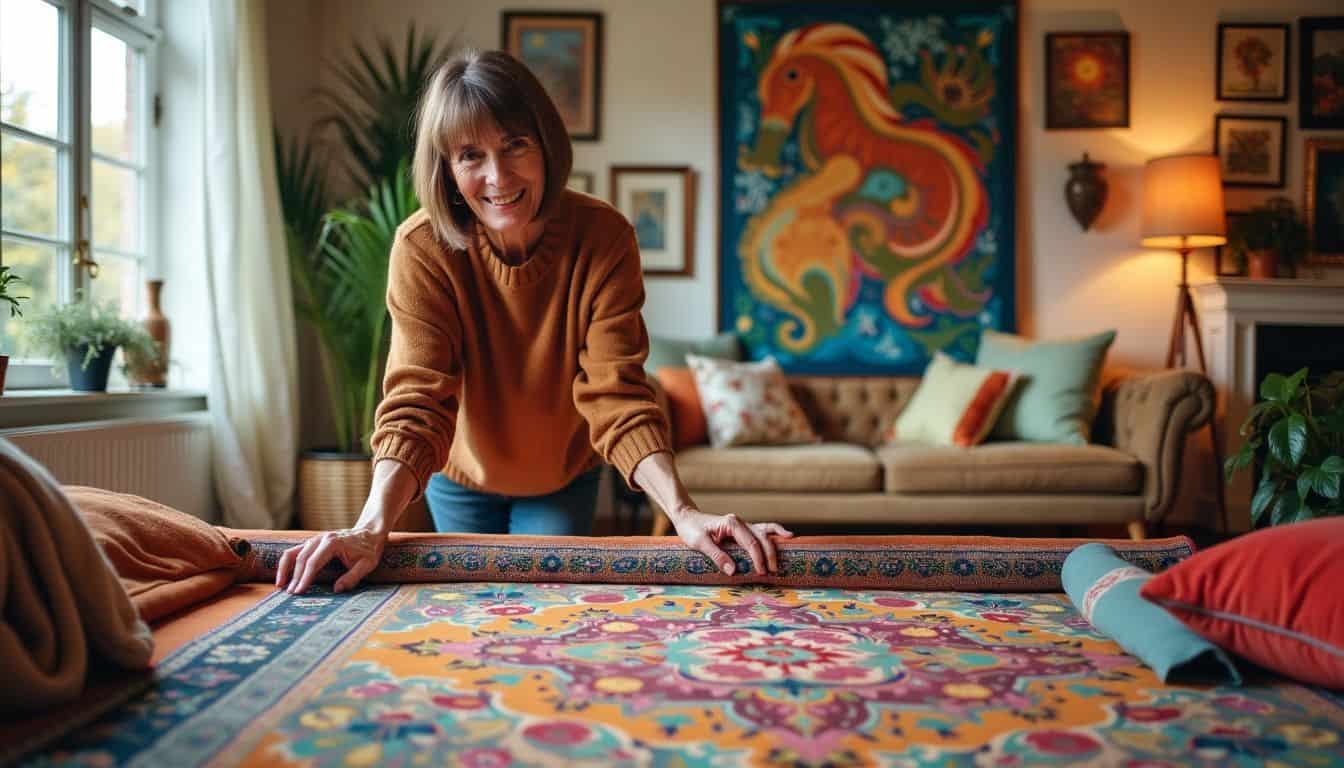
[976,329,1116,444]
[645,332,742,375]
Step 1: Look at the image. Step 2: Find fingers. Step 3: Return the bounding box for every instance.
[290,536,337,595]
[725,515,767,577]
[690,532,736,576]
[760,523,794,538]
[275,545,300,588]
[333,557,375,593]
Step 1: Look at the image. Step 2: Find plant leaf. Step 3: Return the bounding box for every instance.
[1312,464,1342,500]
[1250,479,1277,526]
[1268,418,1294,464]
[1271,487,1300,526]
[1321,455,1344,475]
[1285,413,1309,465]
[1260,372,1289,403]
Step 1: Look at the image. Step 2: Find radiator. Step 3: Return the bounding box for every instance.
[1,413,216,521]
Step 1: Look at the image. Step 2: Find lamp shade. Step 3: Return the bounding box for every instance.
[1140,154,1227,249]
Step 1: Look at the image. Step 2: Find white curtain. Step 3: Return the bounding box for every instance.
[200,0,299,528]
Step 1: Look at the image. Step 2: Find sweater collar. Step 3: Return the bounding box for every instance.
[472,194,572,288]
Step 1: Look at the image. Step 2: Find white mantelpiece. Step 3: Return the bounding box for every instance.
[1194,278,1344,531]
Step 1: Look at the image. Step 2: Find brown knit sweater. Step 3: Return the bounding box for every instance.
[370,190,671,498]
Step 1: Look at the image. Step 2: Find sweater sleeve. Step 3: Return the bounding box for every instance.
[369,231,463,498]
[572,224,672,489]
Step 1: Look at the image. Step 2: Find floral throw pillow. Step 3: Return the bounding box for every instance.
[685,354,819,448]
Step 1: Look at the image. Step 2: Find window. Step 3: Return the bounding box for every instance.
[0,0,158,386]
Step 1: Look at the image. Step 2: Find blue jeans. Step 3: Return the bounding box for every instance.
[424,467,603,535]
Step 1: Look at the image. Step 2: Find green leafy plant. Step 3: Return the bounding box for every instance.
[24,296,159,370]
[0,265,28,319]
[316,24,456,193]
[1226,367,1344,526]
[1226,196,1310,270]
[290,169,419,453]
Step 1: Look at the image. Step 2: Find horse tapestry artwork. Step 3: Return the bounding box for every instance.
[719,2,1018,374]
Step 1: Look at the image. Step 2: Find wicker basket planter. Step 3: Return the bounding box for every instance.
[297,451,434,532]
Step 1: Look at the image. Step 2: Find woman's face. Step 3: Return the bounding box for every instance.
[447,121,546,240]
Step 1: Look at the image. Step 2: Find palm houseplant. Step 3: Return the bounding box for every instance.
[1226,367,1344,527]
[24,297,158,392]
[0,265,29,395]
[278,25,453,529]
[1226,197,1310,279]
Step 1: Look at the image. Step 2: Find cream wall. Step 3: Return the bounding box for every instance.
[265,0,1343,524]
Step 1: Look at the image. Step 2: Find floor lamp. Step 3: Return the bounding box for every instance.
[1140,154,1229,533]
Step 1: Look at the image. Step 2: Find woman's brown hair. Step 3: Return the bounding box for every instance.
[412,49,573,249]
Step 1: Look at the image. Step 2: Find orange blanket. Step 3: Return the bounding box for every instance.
[0,439,153,716]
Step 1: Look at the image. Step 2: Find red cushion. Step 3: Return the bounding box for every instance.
[1139,516,1344,688]
[656,367,707,449]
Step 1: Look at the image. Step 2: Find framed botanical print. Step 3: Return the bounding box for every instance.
[1300,17,1344,130]
[1216,23,1290,101]
[566,170,594,194]
[1046,32,1130,130]
[1214,114,1287,188]
[1305,139,1344,265]
[610,165,695,277]
[501,12,603,140]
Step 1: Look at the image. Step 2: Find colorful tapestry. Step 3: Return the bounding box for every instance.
[23,583,1344,766]
[718,1,1018,374]
[237,533,1196,592]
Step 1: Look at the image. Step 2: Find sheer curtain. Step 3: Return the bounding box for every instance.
[200,0,299,528]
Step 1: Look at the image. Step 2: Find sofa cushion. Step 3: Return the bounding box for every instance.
[687,354,819,448]
[882,352,1018,447]
[645,332,741,375]
[977,329,1117,445]
[876,441,1142,494]
[656,367,708,449]
[676,443,882,492]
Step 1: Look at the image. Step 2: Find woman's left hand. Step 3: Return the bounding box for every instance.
[668,506,793,576]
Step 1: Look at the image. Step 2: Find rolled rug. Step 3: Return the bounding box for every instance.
[1062,542,1240,684]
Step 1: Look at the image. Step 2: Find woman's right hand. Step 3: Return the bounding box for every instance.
[275,527,387,594]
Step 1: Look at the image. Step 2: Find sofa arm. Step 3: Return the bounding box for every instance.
[1098,370,1214,524]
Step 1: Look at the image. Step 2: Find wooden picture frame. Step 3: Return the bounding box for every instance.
[1214,114,1287,188]
[501,11,603,141]
[1216,23,1290,102]
[1299,16,1344,130]
[1305,138,1344,265]
[610,165,695,277]
[1045,32,1130,130]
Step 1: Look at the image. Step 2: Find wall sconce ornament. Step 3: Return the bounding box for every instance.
[1066,152,1108,231]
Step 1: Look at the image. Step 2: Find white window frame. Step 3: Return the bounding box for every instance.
[1,0,159,389]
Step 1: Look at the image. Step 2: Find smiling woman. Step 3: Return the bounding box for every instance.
[274,50,797,596]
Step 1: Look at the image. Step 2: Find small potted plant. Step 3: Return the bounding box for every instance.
[1226,196,1310,279]
[24,297,159,392]
[0,265,29,395]
[1226,367,1344,527]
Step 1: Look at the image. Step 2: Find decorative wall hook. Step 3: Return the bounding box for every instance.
[1066,152,1108,231]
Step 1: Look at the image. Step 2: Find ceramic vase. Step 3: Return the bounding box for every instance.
[1065,153,1107,231]
[140,279,170,387]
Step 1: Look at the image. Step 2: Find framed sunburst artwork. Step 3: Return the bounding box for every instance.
[1045,32,1130,130]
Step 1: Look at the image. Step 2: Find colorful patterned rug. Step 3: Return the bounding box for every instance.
[22,580,1344,766]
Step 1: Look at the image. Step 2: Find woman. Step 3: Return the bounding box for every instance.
[276,50,793,595]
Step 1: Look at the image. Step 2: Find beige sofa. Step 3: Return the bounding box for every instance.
[649,369,1214,541]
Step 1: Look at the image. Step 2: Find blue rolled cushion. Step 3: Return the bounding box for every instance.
[1062,543,1240,684]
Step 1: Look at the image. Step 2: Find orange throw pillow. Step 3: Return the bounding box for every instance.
[66,486,247,623]
[1139,516,1344,688]
[656,366,708,449]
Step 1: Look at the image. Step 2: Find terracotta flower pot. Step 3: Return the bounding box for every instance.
[1247,249,1278,279]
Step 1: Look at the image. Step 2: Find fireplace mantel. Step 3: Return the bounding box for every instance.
[1193,278,1344,531]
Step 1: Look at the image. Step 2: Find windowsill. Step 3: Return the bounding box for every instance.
[0,388,207,430]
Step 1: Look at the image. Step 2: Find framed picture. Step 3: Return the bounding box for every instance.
[501,12,603,140]
[1216,23,1290,101]
[718,1,1018,374]
[1305,139,1344,265]
[1300,17,1344,130]
[566,170,594,194]
[610,165,695,277]
[1214,114,1287,188]
[1045,32,1130,130]
[1217,210,1251,276]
